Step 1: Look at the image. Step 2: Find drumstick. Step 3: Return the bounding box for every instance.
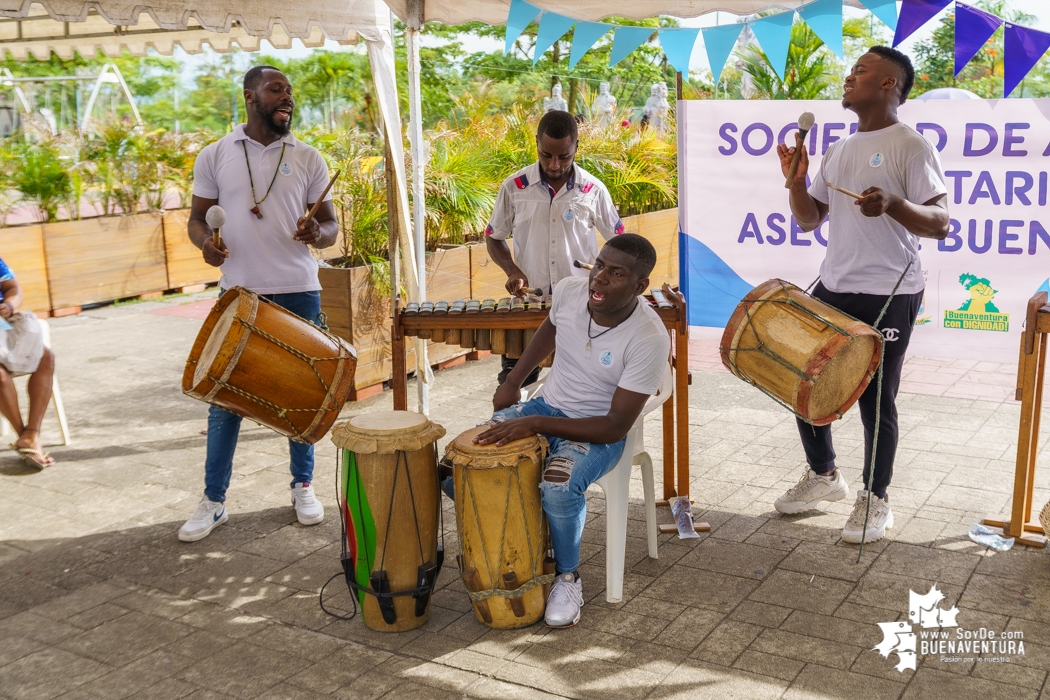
[827,182,865,200]
[303,170,341,225]
[573,259,593,270]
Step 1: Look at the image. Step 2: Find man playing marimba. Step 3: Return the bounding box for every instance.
[474,234,671,628]
[485,110,624,385]
[776,46,948,543]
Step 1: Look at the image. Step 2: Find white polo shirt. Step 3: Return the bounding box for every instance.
[193,124,332,294]
[538,277,669,419]
[486,163,623,292]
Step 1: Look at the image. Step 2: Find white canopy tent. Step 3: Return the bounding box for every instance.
[0,0,437,408]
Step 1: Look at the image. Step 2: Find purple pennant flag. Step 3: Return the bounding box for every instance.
[893,0,953,47]
[955,3,1002,76]
[1005,23,1050,97]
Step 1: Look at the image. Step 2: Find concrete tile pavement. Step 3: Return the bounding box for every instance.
[0,290,1048,698]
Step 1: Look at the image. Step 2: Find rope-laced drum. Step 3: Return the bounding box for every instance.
[720,279,883,426]
[444,426,553,629]
[183,286,357,443]
[331,411,446,632]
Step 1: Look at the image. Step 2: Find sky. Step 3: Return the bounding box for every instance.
[174,1,1048,85]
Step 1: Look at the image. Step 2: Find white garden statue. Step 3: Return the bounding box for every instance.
[591,82,616,126]
[642,82,670,134]
[544,83,568,113]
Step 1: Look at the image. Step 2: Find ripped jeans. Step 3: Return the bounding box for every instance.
[490,397,625,575]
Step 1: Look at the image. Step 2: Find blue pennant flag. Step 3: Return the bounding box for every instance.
[505,0,541,55]
[659,28,701,75]
[798,0,843,58]
[609,26,655,68]
[1005,22,1050,97]
[858,0,898,32]
[894,0,952,47]
[533,12,576,65]
[701,23,744,84]
[955,3,1002,76]
[750,11,795,82]
[568,21,612,70]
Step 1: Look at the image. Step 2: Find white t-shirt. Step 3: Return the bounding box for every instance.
[193,125,333,294]
[538,277,670,419]
[809,122,947,295]
[486,163,624,292]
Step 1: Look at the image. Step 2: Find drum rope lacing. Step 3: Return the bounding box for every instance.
[458,448,554,602]
[724,279,872,424]
[206,314,349,441]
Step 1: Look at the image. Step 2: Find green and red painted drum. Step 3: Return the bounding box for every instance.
[331,411,445,632]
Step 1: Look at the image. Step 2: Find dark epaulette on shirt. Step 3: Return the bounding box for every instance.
[514,174,529,189]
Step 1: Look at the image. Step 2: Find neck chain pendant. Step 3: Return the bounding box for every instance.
[250,205,262,219]
[585,339,592,358]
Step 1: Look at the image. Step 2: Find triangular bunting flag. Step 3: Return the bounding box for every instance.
[750,11,795,82]
[568,22,612,70]
[798,0,843,58]
[533,12,576,65]
[505,0,541,55]
[1005,22,1050,97]
[659,28,701,75]
[955,3,1002,76]
[609,26,655,68]
[701,23,744,84]
[893,0,952,47]
[859,0,898,32]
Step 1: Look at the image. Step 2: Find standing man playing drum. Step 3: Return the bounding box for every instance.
[179,65,338,542]
[475,234,671,628]
[486,110,624,385]
[775,46,948,543]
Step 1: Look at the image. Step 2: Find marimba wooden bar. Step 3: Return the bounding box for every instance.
[983,291,1050,547]
[390,294,696,505]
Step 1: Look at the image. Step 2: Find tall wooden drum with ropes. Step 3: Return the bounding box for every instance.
[444,427,553,629]
[720,279,883,425]
[331,412,446,632]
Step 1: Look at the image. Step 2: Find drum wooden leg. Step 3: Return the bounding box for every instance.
[462,565,493,624]
[502,572,527,617]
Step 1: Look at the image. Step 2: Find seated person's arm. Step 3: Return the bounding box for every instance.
[478,385,650,447]
[0,277,21,318]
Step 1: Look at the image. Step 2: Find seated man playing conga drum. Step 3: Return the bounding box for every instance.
[474,233,671,628]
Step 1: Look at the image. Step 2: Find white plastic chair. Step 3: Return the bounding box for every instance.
[522,363,672,603]
[0,318,70,446]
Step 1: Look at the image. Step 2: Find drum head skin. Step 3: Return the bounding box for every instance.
[331,411,445,454]
[446,426,547,468]
[193,300,240,388]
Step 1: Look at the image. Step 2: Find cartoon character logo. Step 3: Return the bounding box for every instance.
[869,153,883,167]
[599,351,613,366]
[280,163,292,176]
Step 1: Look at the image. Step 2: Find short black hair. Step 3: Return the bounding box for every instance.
[867,46,914,105]
[537,110,578,142]
[244,65,282,92]
[604,233,656,279]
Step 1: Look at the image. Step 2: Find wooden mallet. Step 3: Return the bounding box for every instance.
[784,112,816,189]
[205,205,226,249]
[302,170,342,226]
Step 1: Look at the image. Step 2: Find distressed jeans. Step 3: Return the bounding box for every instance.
[490,397,625,574]
[203,290,322,503]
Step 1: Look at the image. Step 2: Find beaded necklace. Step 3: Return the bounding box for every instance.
[242,140,286,219]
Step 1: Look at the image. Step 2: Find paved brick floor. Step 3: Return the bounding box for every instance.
[1,290,1049,699]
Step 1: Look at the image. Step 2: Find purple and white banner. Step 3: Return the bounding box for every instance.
[678,98,1050,362]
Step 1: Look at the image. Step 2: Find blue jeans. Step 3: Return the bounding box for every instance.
[490,397,625,575]
[203,290,322,503]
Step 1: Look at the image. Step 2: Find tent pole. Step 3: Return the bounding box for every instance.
[406,0,431,415]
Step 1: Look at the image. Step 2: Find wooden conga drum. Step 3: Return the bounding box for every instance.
[330,411,446,632]
[183,287,357,443]
[720,279,883,426]
[445,427,551,628]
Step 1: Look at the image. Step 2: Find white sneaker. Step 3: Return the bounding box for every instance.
[544,573,584,628]
[178,497,228,542]
[291,482,324,525]
[842,490,893,544]
[774,468,850,514]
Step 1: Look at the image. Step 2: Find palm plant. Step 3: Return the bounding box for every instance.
[739,20,840,100]
[9,134,70,222]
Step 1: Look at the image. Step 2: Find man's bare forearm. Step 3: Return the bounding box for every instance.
[486,236,522,276]
[887,196,950,239]
[788,181,826,231]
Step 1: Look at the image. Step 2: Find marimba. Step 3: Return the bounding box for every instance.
[390,291,695,505]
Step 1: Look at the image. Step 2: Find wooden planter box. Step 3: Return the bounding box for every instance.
[320,245,473,395]
[620,207,679,288]
[0,224,50,315]
[467,241,509,300]
[163,209,221,289]
[43,213,168,310]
